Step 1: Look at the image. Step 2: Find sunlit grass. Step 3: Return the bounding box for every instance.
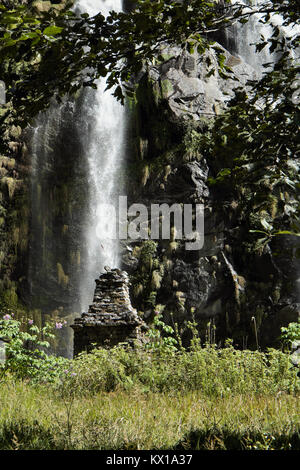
[0,339,299,449]
[0,378,299,450]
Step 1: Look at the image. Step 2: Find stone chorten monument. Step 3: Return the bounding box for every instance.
[71,269,147,356]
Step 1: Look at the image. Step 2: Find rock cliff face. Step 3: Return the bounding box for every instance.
[121,39,300,349]
[145,45,257,120]
[0,0,76,356]
[0,125,29,312]
[71,269,147,355]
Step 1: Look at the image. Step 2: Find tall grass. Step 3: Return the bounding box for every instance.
[0,341,299,449]
[0,378,299,450]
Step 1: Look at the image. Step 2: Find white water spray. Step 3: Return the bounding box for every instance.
[232,0,299,74]
[75,0,125,312]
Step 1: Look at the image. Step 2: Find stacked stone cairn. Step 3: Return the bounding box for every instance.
[71,268,147,355]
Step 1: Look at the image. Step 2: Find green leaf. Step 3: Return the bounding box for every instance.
[274,231,300,237]
[249,230,269,236]
[0,14,20,24]
[43,25,63,37]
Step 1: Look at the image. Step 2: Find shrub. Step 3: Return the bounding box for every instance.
[65,342,299,397]
[280,322,300,351]
[0,313,69,383]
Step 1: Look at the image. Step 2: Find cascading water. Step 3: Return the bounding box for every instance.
[28,95,88,357]
[28,0,126,355]
[232,0,299,74]
[74,0,125,312]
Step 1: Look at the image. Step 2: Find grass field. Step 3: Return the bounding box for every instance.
[0,343,299,450]
[0,380,299,450]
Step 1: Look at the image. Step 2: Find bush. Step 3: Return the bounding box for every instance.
[280,322,300,351]
[0,313,69,383]
[66,342,299,397]
[0,312,298,397]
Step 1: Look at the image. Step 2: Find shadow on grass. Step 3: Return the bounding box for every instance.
[0,420,58,450]
[1,421,300,450]
[174,427,300,450]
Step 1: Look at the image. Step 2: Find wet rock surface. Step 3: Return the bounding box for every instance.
[148,43,258,120]
[123,39,300,349]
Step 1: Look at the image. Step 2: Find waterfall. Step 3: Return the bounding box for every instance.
[232,0,299,74]
[74,0,125,312]
[28,0,125,355]
[231,0,273,72]
[28,96,86,358]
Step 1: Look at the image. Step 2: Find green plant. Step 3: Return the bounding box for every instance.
[280,322,300,351]
[61,337,300,397]
[145,312,178,353]
[51,368,78,449]
[0,313,68,382]
[186,318,202,351]
[1,0,298,138]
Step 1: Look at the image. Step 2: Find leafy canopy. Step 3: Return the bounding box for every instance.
[201,58,300,250]
[0,0,298,243]
[0,0,298,131]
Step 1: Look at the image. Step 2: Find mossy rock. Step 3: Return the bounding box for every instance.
[160,79,174,99]
[32,0,69,12]
[32,1,52,12]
